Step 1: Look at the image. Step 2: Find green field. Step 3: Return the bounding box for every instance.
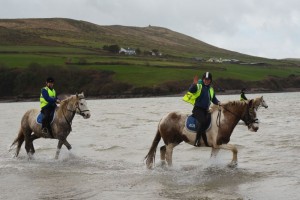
[1,46,300,88]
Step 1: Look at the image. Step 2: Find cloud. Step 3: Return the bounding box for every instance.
[1,0,300,58]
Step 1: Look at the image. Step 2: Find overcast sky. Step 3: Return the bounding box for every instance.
[1,0,300,59]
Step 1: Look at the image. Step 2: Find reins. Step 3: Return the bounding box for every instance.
[216,102,257,127]
[62,101,75,132]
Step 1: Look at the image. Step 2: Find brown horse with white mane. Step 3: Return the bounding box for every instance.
[10,93,91,159]
[145,96,268,169]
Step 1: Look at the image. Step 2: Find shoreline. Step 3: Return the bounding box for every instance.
[1,88,299,103]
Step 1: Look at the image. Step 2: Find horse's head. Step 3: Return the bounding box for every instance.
[74,92,91,119]
[243,99,259,132]
[253,96,268,109]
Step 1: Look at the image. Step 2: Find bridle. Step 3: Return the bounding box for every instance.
[62,96,90,131]
[217,102,259,128]
[74,97,90,117]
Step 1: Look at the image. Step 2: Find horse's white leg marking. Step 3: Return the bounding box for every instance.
[165,143,177,166]
[218,144,238,164]
[27,152,34,160]
[55,140,64,159]
[210,148,220,158]
[160,145,166,165]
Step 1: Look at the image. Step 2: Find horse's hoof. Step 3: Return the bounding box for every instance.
[160,160,166,166]
[227,161,238,168]
[146,163,153,170]
[27,152,34,160]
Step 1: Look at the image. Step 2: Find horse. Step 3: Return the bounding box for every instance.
[145,96,268,169]
[10,92,91,159]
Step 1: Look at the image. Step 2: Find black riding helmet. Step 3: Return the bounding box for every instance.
[46,77,54,83]
[202,72,212,81]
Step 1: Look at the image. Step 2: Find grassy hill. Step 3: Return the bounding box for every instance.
[0,18,299,99]
[0,18,275,60]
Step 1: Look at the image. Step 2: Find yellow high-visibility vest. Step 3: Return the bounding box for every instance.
[183,84,214,105]
[40,87,56,108]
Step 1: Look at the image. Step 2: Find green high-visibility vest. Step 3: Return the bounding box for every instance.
[40,87,56,108]
[240,93,247,101]
[182,84,215,105]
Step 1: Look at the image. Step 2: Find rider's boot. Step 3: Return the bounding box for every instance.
[194,131,202,147]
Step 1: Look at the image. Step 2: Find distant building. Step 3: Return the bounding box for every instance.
[119,48,136,55]
[207,57,240,63]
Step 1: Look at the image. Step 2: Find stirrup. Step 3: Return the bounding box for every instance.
[194,140,200,147]
[41,128,50,137]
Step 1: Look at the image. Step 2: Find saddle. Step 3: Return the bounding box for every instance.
[185,115,212,147]
[185,115,211,133]
[36,111,56,125]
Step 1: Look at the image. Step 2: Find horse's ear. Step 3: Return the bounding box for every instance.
[249,99,253,107]
[76,93,78,98]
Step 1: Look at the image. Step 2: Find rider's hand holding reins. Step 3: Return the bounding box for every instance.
[218,101,222,110]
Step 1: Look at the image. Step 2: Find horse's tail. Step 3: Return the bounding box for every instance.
[144,127,161,169]
[10,127,25,157]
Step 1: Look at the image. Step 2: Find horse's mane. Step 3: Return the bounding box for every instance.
[60,93,84,104]
[57,94,84,113]
[210,100,247,113]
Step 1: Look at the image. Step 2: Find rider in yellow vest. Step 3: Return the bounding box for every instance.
[240,88,248,101]
[183,72,221,146]
[40,77,60,137]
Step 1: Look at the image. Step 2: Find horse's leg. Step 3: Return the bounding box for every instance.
[210,148,220,158]
[165,143,178,167]
[63,140,72,150]
[55,140,64,159]
[218,144,238,166]
[29,134,40,155]
[160,145,167,166]
[24,130,34,159]
[13,129,25,157]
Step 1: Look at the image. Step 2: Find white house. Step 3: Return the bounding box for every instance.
[119,48,136,55]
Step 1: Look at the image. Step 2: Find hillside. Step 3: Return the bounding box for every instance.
[0,18,299,100]
[0,18,268,60]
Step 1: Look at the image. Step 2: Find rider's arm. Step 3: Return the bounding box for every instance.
[188,84,198,93]
[212,94,220,105]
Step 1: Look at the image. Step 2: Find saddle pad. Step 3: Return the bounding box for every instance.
[185,115,199,132]
[185,115,212,132]
[36,111,56,125]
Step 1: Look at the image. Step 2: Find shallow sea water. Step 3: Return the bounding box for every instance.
[0,92,299,200]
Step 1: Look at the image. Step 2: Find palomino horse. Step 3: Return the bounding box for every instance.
[145,96,268,169]
[10,92,91,159]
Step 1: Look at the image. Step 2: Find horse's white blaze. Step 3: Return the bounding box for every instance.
[76,93,91,119]
[260,96,268,108]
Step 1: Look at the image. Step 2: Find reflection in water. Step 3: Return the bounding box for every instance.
[0,92,299,200]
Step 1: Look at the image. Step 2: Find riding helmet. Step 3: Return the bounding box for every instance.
[46,77,54,83]
[202,72,212,81]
